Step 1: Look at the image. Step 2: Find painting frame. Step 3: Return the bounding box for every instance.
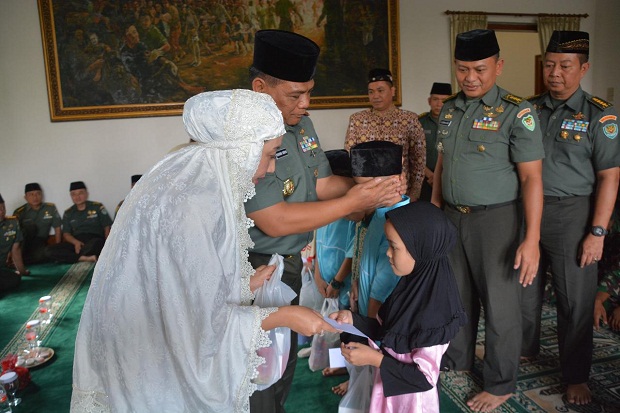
[38,0,400,122]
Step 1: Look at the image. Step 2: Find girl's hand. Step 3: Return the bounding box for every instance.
[329,310,353,325]
[340,342,383,367]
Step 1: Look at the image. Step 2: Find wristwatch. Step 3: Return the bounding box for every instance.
[590,226,609,237]
[330,279,344,290]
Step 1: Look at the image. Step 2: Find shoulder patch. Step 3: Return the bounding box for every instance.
[588,96,613,110]
[502,94,524,105]
[444,93,458,102]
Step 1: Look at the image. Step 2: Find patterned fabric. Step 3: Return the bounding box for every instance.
[344,108,426,200]
[70,90,286,413]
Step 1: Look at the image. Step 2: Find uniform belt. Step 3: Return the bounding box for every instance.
[249,251,299,260]
[543,195,582,202]
[447,200,516,214]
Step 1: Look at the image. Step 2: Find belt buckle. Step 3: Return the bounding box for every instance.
[455,205,471,214]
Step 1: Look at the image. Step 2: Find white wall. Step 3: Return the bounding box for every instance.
[1,0,616,216]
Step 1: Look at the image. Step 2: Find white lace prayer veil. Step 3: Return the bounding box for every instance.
[71,90,286,413]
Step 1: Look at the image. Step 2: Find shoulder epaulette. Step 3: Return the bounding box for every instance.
[525,93,544,102]
[502,94,524,105]
[5,215,18,220]
[588,96,613,110]
[14,205,26,214]
[64,206,73,213]
[444,93,458,102]
[91,201,102,206]
[44,202,56,207]
[418,112,429,119]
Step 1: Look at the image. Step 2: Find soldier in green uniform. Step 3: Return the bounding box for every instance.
[418,82,452,201]
[521,31,620,406]
[245,30,401,413]
[0,193,28,292]
[431,29,544,412]
[13,182,62,264]
[46,181,112,264]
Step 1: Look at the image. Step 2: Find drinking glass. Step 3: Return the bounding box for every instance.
[25,320,40,357]
[38,295,53,324]
[0,371,21,406]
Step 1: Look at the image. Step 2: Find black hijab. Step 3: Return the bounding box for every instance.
[379,202,467,353]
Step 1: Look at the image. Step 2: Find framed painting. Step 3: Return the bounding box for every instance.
[38,0,400,121]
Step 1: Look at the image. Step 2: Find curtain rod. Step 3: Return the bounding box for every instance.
[445,10,589,18]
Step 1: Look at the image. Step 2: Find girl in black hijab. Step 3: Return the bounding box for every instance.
[330,202,467,412]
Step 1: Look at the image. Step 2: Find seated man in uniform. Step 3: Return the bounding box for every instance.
[1,193,28,293]
[13,182,62,264]
[46,181,113,263]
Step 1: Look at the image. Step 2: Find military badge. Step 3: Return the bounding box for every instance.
[574,134,582,142]
[517,108,531,119]
[314,169,318,178]
[282,178,295,197]
[299,136,318,152]
[445,113,453,119]
[436,141,444,153]
[603,123,618,139]
[477,145,485,152]
[522,114,536,131]
[573,112,586,120]
[600,115,617,123]
[561,119,589,132]
[560,131,569,139]
[473,117,499,131]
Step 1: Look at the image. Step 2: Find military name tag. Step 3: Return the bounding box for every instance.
[561,119,589,132]
[299,136,318,152]
[275,148,288,159]
[472,117,499,131]
[440,120,452,126]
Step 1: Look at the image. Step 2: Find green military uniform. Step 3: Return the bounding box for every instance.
[46,201,112,263]
[244,115,331,412]
[418,111,439,201]
[438,85,544,395]
[521,88,620,384]
[0,216,22,291]
[13,202,61,264]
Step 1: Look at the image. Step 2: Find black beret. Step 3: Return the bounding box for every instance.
[351,141,403,178]
[70,181,87,191]
[131,175,142,184]
[252,30,320,82]
[25,183,42,193]
[430,82,452,95]
[368,68,393,84]
[546,30,589,54]
[325,150,352,178]
[455,29,500,62]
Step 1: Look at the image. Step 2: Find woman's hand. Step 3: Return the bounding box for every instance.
[329,310,353,325]
[262,306,340,337]
[250,264,275,293]
[340,342,383,367]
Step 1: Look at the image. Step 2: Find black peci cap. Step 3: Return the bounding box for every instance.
[350,141,403,178]
[252,30,320,82]
[455,29,500,62]
[368,68,393,84]
[70,181,86,191]
[430,82,452,95]
[25,183,42,193]
[325,150,352,178]
[131,175,142,184]
[546,30,589,54]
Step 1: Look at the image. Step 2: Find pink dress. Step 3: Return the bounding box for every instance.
[368,342,449,413]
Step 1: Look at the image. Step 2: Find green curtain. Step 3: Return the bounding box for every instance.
[538,16,581,56]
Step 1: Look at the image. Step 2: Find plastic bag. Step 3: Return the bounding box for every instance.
[252,254,297,390]
[299,266,323,312]
[308,297,341,371]
[338,363,374,413]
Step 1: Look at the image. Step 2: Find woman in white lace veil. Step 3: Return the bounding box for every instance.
[71,89,335,413]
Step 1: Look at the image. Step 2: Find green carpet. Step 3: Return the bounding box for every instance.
[0,262,94,413]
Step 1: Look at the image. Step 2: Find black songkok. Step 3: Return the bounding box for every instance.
[350,141,402,178]
[0,193,3,203]
[131,175,142,185]
[455,29,500,61]
[252,30,320,82]
[368,68,393,84]
[25,183,42,193]
[70,181,86,191]
[430,82,452,95]
[546,30,589,54]
[325,150,352,178]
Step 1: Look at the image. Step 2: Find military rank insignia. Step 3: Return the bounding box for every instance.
[561,118,589,132]
[275,148,288,159]
[472,117,499,131]
[603,123,618,139]
[299,135,318,152]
